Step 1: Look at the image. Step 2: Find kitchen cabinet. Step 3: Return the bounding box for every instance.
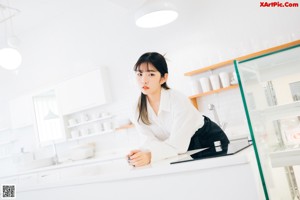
[185,40,300,109]
[9,94,34,129]
[234,41,300,200]
[56,68,111,115]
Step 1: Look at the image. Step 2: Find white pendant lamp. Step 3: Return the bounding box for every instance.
[0,3,22,70]
[44,109,59,120]
[135,1,178,28]
[0,47,22,70]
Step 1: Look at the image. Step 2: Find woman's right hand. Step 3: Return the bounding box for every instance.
[127,149,151,167]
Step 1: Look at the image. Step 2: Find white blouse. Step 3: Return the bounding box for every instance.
[131,88,204,162]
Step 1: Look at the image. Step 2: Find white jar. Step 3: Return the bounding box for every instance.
[209,74,221,90]
[219,72,230,88]
[231,71,238,84]
[190,80,202,95]
[199,77,212,92]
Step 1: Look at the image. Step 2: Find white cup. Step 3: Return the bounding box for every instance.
[219,72,230,88]
[94,123,104,133]
[80,114,89,122]
[231,71,238,84]
[190,80,202,95]
[80,128,89,136]
[103,122,112,131]
[209,74,221,90]
[71,130,80,138]
[68,118,77,126]
[93,113,103,119]
[102,112,110,117]
[199,77,212,92]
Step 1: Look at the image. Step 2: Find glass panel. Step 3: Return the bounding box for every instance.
[234,44,300,200]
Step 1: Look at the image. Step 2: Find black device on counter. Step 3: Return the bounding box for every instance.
[170,138,252,165]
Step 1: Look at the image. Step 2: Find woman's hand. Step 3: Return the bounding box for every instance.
[127,150,151,167]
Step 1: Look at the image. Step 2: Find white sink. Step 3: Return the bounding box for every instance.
[57,143,95,163]
[17,157,55,171]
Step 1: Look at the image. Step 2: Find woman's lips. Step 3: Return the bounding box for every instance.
[143,86,149,90]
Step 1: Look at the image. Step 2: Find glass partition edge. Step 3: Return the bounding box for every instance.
[234,60,270,200]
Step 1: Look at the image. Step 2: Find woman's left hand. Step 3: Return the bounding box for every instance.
[127,150,151,167]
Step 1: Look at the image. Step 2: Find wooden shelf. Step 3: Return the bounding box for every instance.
[189,84,239,109]
[115,123,134,131]
[184,40,300,76]
[184,60,233,76]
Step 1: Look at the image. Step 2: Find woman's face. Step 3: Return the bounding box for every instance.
[136,62,167,96]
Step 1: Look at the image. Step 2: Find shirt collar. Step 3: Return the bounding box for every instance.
[158,88,171,114]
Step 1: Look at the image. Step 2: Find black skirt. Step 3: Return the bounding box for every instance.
[188,116,230,151]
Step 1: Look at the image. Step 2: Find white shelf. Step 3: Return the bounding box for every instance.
[250,101,300,122]
[52,130,115,145]
[270,146,300,167]
[67,129,115,142]
[67,115,114,128]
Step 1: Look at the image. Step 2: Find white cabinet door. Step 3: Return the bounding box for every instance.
[56,68,110,115]
[9,95,34,129]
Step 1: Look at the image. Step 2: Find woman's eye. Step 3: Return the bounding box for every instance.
[149,73,155,76]
[137,73,142,76]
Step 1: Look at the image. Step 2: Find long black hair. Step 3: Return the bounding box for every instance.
[134,52,170,125]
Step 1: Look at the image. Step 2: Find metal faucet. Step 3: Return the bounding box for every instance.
[208,104,227,130]
[51,141,59,165]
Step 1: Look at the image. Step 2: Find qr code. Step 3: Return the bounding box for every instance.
[1,185,16,199]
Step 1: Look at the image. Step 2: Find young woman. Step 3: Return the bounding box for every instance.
[128,52,229,167]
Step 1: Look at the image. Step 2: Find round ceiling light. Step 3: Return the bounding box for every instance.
[135,2,178,28]
[0,48,22,70]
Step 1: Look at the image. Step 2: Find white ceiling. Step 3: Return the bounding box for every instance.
[0,0,299,101]
[4,0,144,36]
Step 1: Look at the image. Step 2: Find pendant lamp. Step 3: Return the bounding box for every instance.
[0,3,22,70]
[135,1,178,28]
[0,47,22,70]
[44,110,59,120]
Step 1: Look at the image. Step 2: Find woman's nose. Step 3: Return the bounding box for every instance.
[141,74,149,83]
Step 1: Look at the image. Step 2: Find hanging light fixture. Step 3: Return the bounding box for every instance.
[0,3,22,70]
[44,109,59,120]
[0,47,22,70]
[135,1,178,28]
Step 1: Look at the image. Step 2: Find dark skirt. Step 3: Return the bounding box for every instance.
[188,116,230,151]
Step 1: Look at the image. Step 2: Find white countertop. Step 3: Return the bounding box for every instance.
[0,151,128,178]
[9,146,254,192]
